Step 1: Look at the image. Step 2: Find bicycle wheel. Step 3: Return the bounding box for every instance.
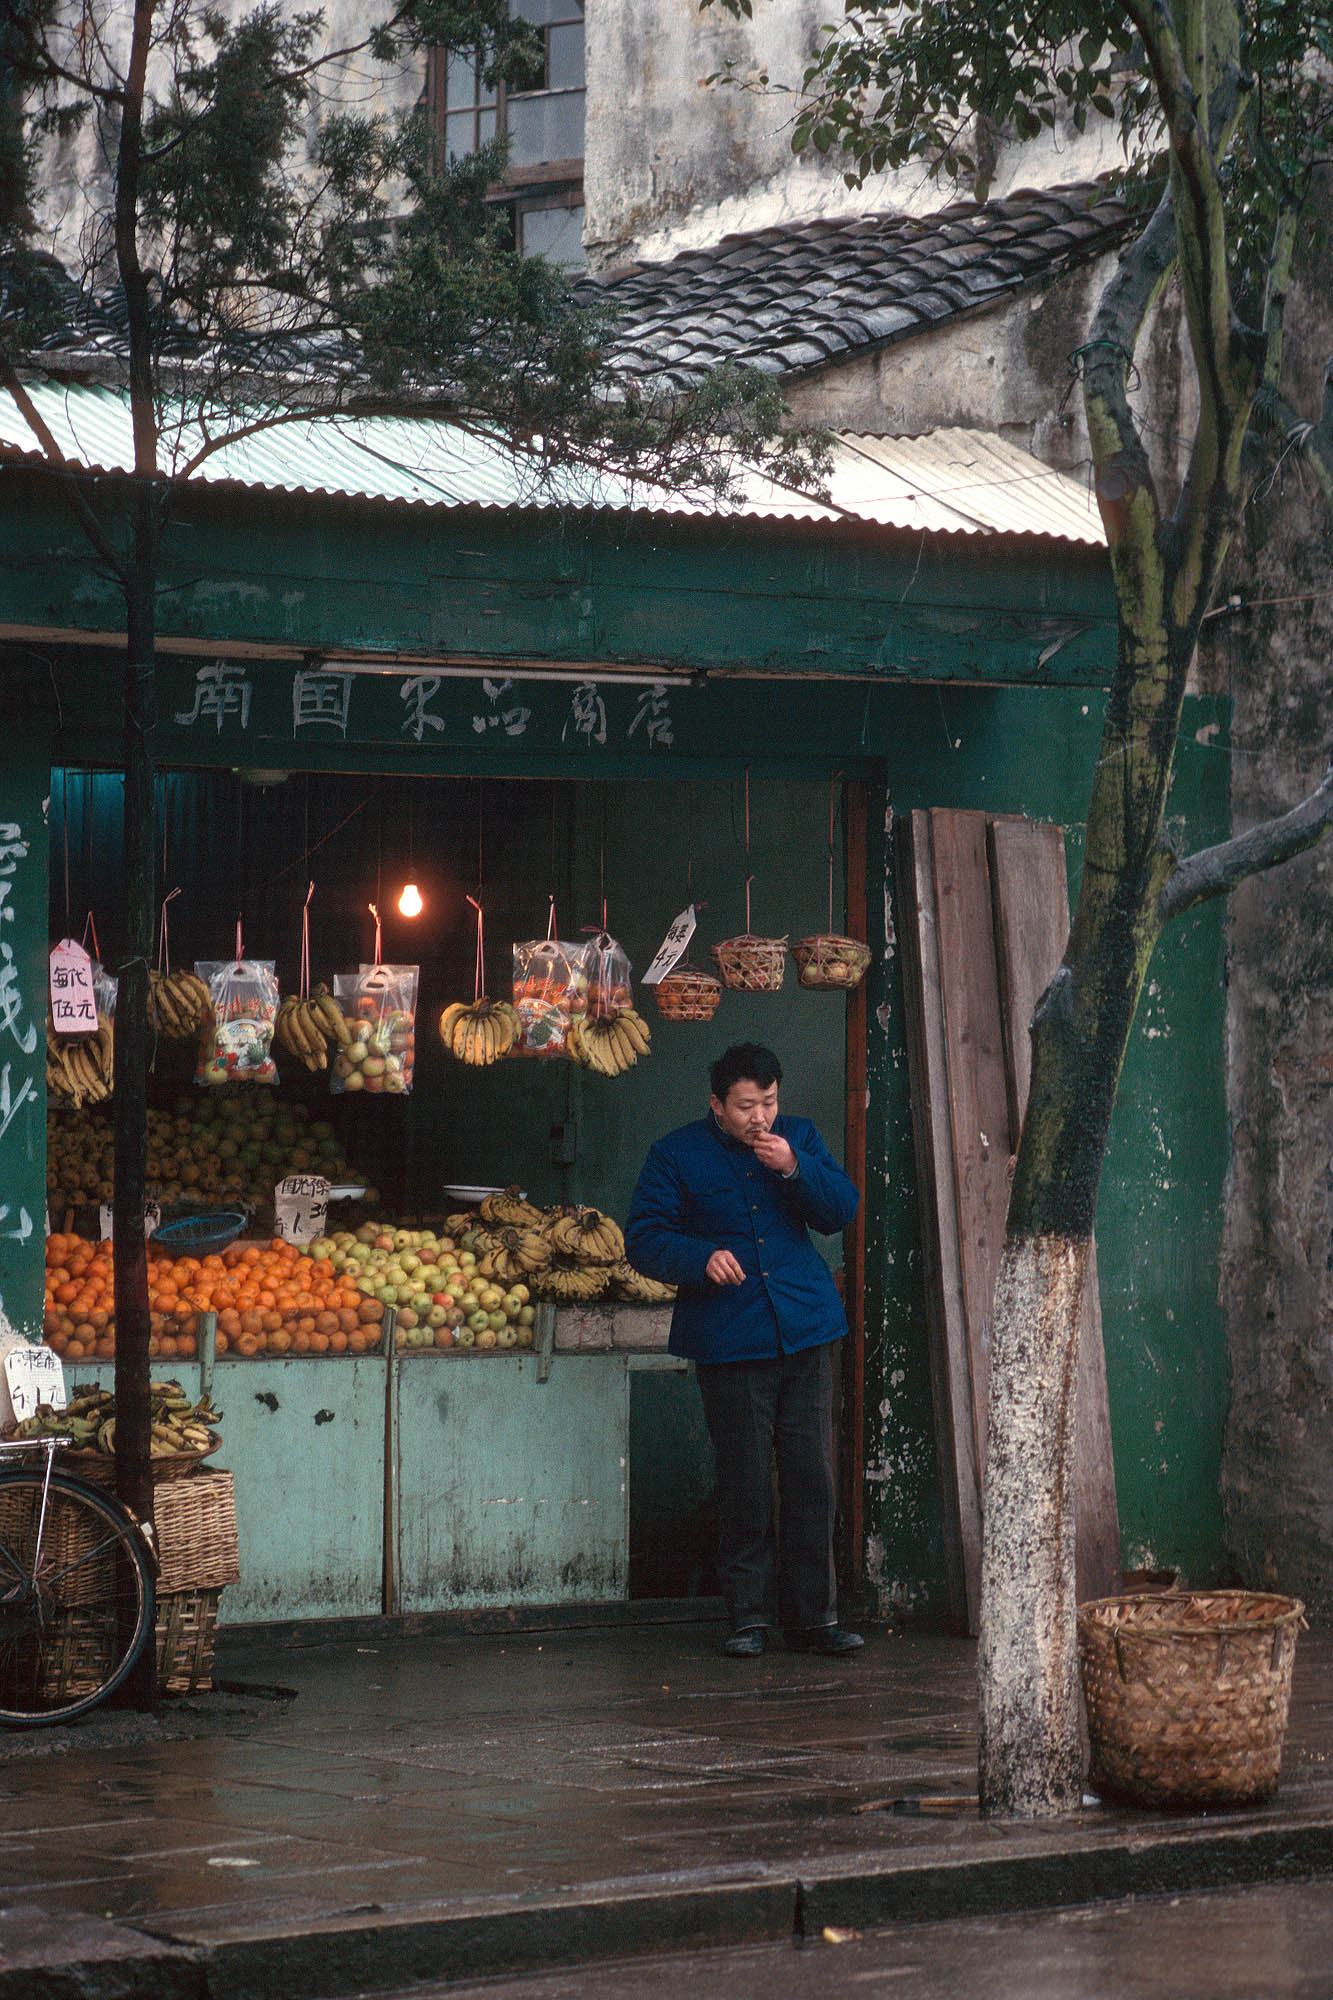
[0,1469,156,1725]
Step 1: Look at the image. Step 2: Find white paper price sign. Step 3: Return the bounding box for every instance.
[49,938,99,1035]
[641,905,697,985]
[274,1174,330,1245]
[5,1345,67,1423]
[99,1202,161,1243]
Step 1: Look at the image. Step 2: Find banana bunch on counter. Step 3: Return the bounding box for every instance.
[6,1381,221,1458]
[480,1187,547,1228]
[148,968,214,1041]
[438,998,522,1066]
[46,1013,115,1109]
[566,1009,651,1076]
[276,985,351,1072]
[605,1261,677,1305]
[490,1226,553,1284]
[545,1207,626,1266]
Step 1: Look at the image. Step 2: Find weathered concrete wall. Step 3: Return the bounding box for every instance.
[1214,234,1333,1615]
[584,0,1123,274]
[30,2,423,278]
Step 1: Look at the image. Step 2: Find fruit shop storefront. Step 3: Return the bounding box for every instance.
[0,413,1234,1626]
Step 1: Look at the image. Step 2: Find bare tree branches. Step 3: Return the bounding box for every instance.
[1159,761,1333,920]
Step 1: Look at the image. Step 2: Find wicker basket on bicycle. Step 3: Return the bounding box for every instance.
[55,1433,221,1490]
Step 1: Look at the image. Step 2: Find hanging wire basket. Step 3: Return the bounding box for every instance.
[653,969,723,1021]
[791,934,872,991]
[710,935,788,991]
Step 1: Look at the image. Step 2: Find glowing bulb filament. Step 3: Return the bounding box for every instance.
[397,882,423,918]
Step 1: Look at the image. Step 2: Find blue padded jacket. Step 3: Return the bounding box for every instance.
[624,1111,859,1363]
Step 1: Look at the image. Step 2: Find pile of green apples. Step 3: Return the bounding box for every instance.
[310,1221,538,1352]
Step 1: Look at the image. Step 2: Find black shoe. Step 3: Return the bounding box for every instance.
[723,1626,767,1658]
[786,1625,864,1656]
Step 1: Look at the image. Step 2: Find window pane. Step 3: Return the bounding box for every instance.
[520,202,586,271]
[478,106,497,146]
[444,110,475,159]
[513,0,582,25]
[446,50,478,106]
[508,91,585,168]
[547,22,583,92]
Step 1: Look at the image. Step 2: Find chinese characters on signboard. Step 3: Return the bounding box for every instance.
[173,662,678,755]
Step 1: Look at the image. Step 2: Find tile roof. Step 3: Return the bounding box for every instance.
[580,183,1132,389]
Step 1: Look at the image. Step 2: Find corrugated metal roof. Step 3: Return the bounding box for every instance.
[0,381,1104,544]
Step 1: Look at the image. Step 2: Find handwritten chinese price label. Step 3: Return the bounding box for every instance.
[99,1202,161,1243]
[641,906,697,986]
[274,1174,330,1245]
[49,939,98,1035]
[5,1345,67,1423]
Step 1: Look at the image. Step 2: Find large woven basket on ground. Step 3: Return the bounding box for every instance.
[1078,1589,1304,1807]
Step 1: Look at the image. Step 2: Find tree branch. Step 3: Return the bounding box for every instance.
[1254,373,1333,506]
[0,355,129,582]
[1159,760,1333,921]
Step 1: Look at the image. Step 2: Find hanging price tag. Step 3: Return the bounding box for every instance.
[641,905,697,985]
[5,1345,68,1423]
[99,1202,162,1243]
[49,939,98,1035]
[274,1174,330,1245]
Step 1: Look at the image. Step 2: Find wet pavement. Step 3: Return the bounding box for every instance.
[0,1612,1328,1997]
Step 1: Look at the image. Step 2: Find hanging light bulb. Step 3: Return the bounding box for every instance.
[397,881,423,918]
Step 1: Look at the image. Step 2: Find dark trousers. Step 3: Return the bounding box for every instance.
[694,1342,838,1636]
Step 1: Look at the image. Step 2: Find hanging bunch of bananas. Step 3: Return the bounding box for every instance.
[46,1012,114,1109]
[147,968,213,1041]
[545,1206,625,1266]
[275,985,350,1072]
[480,1186,547,1228]
[490,1226,553,1285]
[606,1261,677,1305]
[567,1008,652,1077]
[532,1260,611,1303]
[438,997,522,1066]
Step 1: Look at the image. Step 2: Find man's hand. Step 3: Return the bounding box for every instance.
[706,1248,747,1286]
[752,1130,796,1177]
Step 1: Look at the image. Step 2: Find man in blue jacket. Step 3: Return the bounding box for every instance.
[625,1043,863,1658]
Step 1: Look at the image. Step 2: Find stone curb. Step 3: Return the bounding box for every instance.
[88,1809,1331,2000]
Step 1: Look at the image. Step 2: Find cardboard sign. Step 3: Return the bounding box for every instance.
[49,939,99,1034]
[99,1202,161,1243]
[274,1174,330,1245]
[4,1345,67,1423]
[640,905,697,985]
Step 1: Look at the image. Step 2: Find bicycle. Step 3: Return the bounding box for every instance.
[0,1435,157,1725]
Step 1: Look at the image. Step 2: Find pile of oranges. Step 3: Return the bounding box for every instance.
[44,1232,386,1361]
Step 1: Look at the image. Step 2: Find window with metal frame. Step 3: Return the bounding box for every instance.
[425,1,585,268]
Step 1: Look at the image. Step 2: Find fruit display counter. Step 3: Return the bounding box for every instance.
[60,1322,683,1623]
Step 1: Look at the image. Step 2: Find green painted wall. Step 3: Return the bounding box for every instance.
[0,727,50,1339]
[856,686,1231,1614]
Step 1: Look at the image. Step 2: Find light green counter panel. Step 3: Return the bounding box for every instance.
[212,1357,386,1623]
[63,1359,386,1624]
[393,1353,629,1610]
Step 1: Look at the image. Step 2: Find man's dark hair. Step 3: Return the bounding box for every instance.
[710,1043,783,1101]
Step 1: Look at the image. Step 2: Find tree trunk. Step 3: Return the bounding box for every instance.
[110,484,158,1709]
[978,1231,1092,1814]
[977,618,1182,1815]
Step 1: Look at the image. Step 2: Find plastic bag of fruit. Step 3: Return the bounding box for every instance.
[195,958,280,1085]
[583,933,633,1021]
[330,964,418,1095]
[512,936,588,1056]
